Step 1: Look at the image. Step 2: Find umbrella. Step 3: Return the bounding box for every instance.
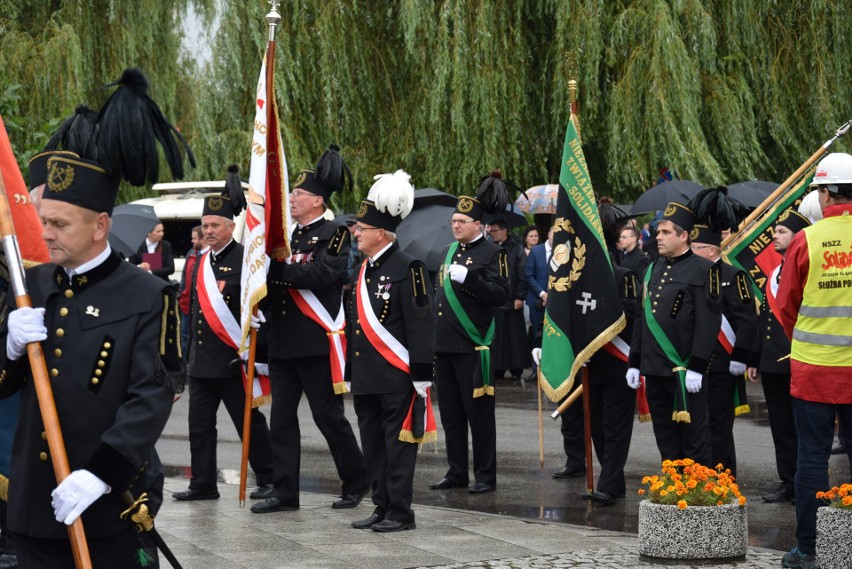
[484,203,528,230]
[725,180,777,208]
[630,180,704,214]
[109,203,160,258]
[396,203,454,272]
[515,184,558,214]
[413,187,458,208]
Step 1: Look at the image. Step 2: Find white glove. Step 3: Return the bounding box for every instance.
[626,367,641,390]
[728,361,747,376]
[250,310,266,330]
[447,264,468,284]
[685,370,702,393]
[6,307,47,360]
[413,381,432,398]
[255,363,269,376]
[51,469,110,525]
[531,348,542,366]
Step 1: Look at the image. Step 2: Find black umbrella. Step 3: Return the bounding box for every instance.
[396,203,454,272]
[484,203,528,230]
[725,180,777,208]
[109,203,160,258]
[413,187,458,208]
[630,180,704,214]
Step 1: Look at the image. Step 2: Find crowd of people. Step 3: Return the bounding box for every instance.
[0,75,850,568]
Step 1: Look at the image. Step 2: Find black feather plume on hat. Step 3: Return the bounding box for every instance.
[225,164,246,216]
[598,197,630,250]
[44,104,99,159]
[475,169,519,215]
[687,186,748,232]
[95,68,196,186]
[314,144,353,195]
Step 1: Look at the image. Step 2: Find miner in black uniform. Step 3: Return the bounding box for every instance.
[173,172,275,502]
[430,171,511,494]
[252,145,368,514]
[747,209,810,503]
[627,202,721,466]
[0,151,183,568]
[690,222,756,477]
[346,171,435,532]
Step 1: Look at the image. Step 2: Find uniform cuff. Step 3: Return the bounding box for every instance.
[687,357,710,375]
[730,347,750,365]
[410,363,433,383]
[84,443,136,492]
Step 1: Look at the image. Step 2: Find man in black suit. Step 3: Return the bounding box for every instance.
[252,146,368,514]
[347,171,436,532]
[129,222,175,281]
[618,224,650,275]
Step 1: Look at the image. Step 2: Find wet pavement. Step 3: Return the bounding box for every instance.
[155,376,852,567]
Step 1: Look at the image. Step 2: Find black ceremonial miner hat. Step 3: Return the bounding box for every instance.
[776,208,811,233]
[660,201,697,233]
[28,150,78,191]
[42,153,120,215]
[690,224,721,247]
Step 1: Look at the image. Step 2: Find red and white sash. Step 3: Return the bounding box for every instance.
[603,335,630,363]
[601,335,651,422]
[717,315,737,355]
[356,261,409,373]
[196,252,270,404]
[286,253,347,394]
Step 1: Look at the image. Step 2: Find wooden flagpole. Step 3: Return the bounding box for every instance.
[0,170,92,568]
[536,366,544,469]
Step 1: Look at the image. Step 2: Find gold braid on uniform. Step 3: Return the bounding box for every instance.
[497,250,509,278]
[156,291,186,393]
[622,272,638,299]
[327,225,348,256]
[735,272,753,304]
[409,261,431,319]
[708,264,721,300]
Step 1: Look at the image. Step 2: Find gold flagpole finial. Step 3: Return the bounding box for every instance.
[569,80,577,105]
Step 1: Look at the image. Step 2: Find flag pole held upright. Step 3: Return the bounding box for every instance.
[0,169,93,568]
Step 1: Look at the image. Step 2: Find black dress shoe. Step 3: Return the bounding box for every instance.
[371,519,415,532]
[249,484,275,500]
[762,487,795,503]
[552,466,586,479]
[429,477,467,490]
[332,487,369,509]
[468,482,495,494]
[0,553,18,569]
[583,490,616,506]
[172,488,220,501]
[351,512,383,529]
[250,497,299,513]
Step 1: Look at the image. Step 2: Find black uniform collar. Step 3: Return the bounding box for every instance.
[211,239,237,264]
[294,217,327,236]
[368,243,399,269]
[458,234,485,252]
[663,248,693,265]
[53,251,122,292]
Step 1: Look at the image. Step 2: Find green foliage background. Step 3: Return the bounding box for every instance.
[1,0,849,211]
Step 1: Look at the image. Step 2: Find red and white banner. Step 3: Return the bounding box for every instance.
[717,315,737,356]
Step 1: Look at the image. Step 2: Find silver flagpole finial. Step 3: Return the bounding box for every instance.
[267,1,281,41]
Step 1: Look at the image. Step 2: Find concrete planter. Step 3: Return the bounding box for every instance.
[638,499,748,562]
[817,506,852,569]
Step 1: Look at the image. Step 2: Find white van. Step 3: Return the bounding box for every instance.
[131,180,249,281]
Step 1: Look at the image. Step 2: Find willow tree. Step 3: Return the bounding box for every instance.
[0,0,214,201]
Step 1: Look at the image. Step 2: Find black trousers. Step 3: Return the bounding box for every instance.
[762,372,797,490]
[187,374,274,491]
[559,380,586,472]
[588,374,636,497]
[435,352,496,486]
[645,374,711,466]
[13,526,140,569]
[268,356,367,506]
[353,390,418,524]
[707,371,738,476]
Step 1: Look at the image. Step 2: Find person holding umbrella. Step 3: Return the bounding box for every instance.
[429,171,511,495]
[129,221,175,282]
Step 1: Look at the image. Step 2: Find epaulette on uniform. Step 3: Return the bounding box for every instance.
[409,259,432,319]
[708,263,721,300]
[735,271,753,304]
[326,224,349,257]
[497,249,509,278]
[621,270,639,300]
[157,290,186,394]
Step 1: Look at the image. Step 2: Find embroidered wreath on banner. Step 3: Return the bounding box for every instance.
[549,236,586,291]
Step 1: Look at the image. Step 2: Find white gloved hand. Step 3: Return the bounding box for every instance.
[447,264,468,284]
[626,367,641,390]
[531,348,542,366]
[51,469,110,525]
[413,381,432,398]
[728,360,747,376]
[6,307,47,361]
[685,370,702,393]
[250,310,267,330]
[254,363,269,376]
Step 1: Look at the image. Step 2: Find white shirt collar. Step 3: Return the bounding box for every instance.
[369,242,394,265]
[145,238,157,253]
[212,239,234,257]
[67,244,112,278]
[298,213,326,229]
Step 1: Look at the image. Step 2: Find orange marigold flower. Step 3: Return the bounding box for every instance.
[738,495,747,506]
[717,500,723,506]
[659,490,668,497]
[677,500,687,510]
[638,489,646,495]
[842,496,852,507]
[687,480,698,489]
[682,458,694,466]
[662,460,673,468]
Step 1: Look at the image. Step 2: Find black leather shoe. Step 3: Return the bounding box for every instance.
[552,466,586,479]
[250,497,299,513]
[429,477,467,490]
[249,484,275,500]
[583,490,616,506]
[332,487,369,509]
[762,487,795,503]
[832,442,848,455]
[0,553,18,569]
[351,512,383,529]
[468,482,495,494]
[172,488,220,501]
[371,519,415,532]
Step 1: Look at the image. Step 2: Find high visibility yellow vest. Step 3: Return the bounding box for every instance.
[791,213,852,366]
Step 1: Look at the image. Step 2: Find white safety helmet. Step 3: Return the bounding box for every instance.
[797,190,823,223]
[810,152,852,194]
